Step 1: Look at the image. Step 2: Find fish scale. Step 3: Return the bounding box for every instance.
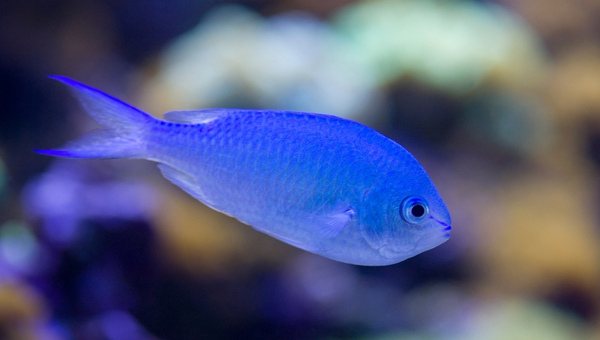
[36,76,452,266]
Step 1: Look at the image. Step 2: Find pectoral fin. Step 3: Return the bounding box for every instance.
[312,206,355,238]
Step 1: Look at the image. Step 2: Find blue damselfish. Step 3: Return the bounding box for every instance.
[37,76,451,266]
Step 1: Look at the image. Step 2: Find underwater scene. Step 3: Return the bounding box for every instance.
[1,0,600,339]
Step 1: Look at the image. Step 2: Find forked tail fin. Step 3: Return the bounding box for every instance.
[35,76,153,159]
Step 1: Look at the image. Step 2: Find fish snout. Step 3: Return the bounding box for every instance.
[415,224,451,250]
[378,216,452,260]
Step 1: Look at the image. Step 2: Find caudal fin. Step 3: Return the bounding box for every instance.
[35,76,153,159]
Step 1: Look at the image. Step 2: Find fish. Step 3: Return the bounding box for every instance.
[36,76,451,266]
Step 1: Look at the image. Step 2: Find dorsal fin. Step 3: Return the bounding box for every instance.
[162,108,241,124]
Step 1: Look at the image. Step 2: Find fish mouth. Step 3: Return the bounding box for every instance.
[378,222,451,260]
[424,215,452,245]
[415,226,451,250]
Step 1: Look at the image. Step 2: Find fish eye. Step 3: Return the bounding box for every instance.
[400,196,429,224]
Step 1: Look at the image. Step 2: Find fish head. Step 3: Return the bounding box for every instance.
[360,173,451,265]
[377,193,451,262]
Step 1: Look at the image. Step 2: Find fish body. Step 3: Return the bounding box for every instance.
[37,76,451,266]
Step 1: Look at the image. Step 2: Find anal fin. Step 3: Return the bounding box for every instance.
[157,164,215,208]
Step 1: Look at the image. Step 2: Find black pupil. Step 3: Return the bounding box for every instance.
[411,204,425,217]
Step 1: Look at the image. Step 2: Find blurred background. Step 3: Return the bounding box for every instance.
[1,0,600,339]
